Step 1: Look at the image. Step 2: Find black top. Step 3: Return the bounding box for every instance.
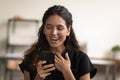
[19,50,97,80]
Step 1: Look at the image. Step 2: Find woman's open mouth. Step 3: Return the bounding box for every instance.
[50,37,59,42]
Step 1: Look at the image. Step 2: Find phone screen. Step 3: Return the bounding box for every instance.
[39,51,55,65]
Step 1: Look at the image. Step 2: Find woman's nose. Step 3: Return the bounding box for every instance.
[51,29,57,35]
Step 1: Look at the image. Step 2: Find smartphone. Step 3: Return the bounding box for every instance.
[39,51,55,65]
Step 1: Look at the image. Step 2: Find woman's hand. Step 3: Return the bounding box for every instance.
[55,53,76,80]
[36,60,55,79]
[55,53,71,73]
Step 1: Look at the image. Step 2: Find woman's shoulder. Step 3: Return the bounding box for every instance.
[67,49,87,56]
[67,49,89,60]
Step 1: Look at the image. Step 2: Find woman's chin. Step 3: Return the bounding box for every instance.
[49,43,60,48]
[50,45,58,48]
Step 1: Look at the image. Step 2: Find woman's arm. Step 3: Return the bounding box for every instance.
[24,70,30,80]
[62,67,75,80]
[79,73,90,80]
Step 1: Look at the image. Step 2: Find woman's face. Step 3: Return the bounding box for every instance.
[44,15,70,48]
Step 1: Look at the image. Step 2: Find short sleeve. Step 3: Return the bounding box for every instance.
[19,60,31,73]
[78,53,97,78]
[19,60,37,80]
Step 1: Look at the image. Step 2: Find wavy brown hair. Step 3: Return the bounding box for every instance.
[23,5,80,69]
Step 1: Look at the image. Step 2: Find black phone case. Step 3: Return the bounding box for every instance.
[40,51,55,65]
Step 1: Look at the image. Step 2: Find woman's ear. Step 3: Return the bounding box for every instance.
[67,27,71,36]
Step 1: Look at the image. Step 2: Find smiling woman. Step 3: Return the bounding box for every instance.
[19,5,97,80]
[44,15,70,48]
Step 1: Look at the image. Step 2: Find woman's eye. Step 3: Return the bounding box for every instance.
[46,25,52,29]
[57,25,64,30]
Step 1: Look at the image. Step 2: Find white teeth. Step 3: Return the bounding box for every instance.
[50,38,58,41]
[51,38,58,39]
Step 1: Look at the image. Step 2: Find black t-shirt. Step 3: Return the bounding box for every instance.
[19,50,97,80]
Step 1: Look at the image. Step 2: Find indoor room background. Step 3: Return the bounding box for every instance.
[0,0,120,60]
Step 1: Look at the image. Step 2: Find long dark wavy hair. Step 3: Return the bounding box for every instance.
[23,5,80,69]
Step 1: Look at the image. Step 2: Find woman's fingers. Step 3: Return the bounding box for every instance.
[43,64,55,73]
[42,64,55,70]
[37,61,55,72]
[55,53,70,61]
[55,53,64,59]
[65,53,70,60]
[37,62,55,79]
[39,64,55,75]
[55,52,71,72]
[38,62,55,72]
[37,60,46,66]
[41,73,51,78]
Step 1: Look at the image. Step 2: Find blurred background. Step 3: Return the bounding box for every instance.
[0,0,120,80]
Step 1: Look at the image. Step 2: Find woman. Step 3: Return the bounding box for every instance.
[19,5,97,80]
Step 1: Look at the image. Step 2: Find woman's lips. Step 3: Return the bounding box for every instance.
[50,37,59,42]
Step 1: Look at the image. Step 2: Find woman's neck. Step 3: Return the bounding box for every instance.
[50,45,65,54]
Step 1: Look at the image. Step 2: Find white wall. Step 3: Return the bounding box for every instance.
[0,0,120,58]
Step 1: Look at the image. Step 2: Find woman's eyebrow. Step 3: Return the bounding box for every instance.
[46,24,52,26]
